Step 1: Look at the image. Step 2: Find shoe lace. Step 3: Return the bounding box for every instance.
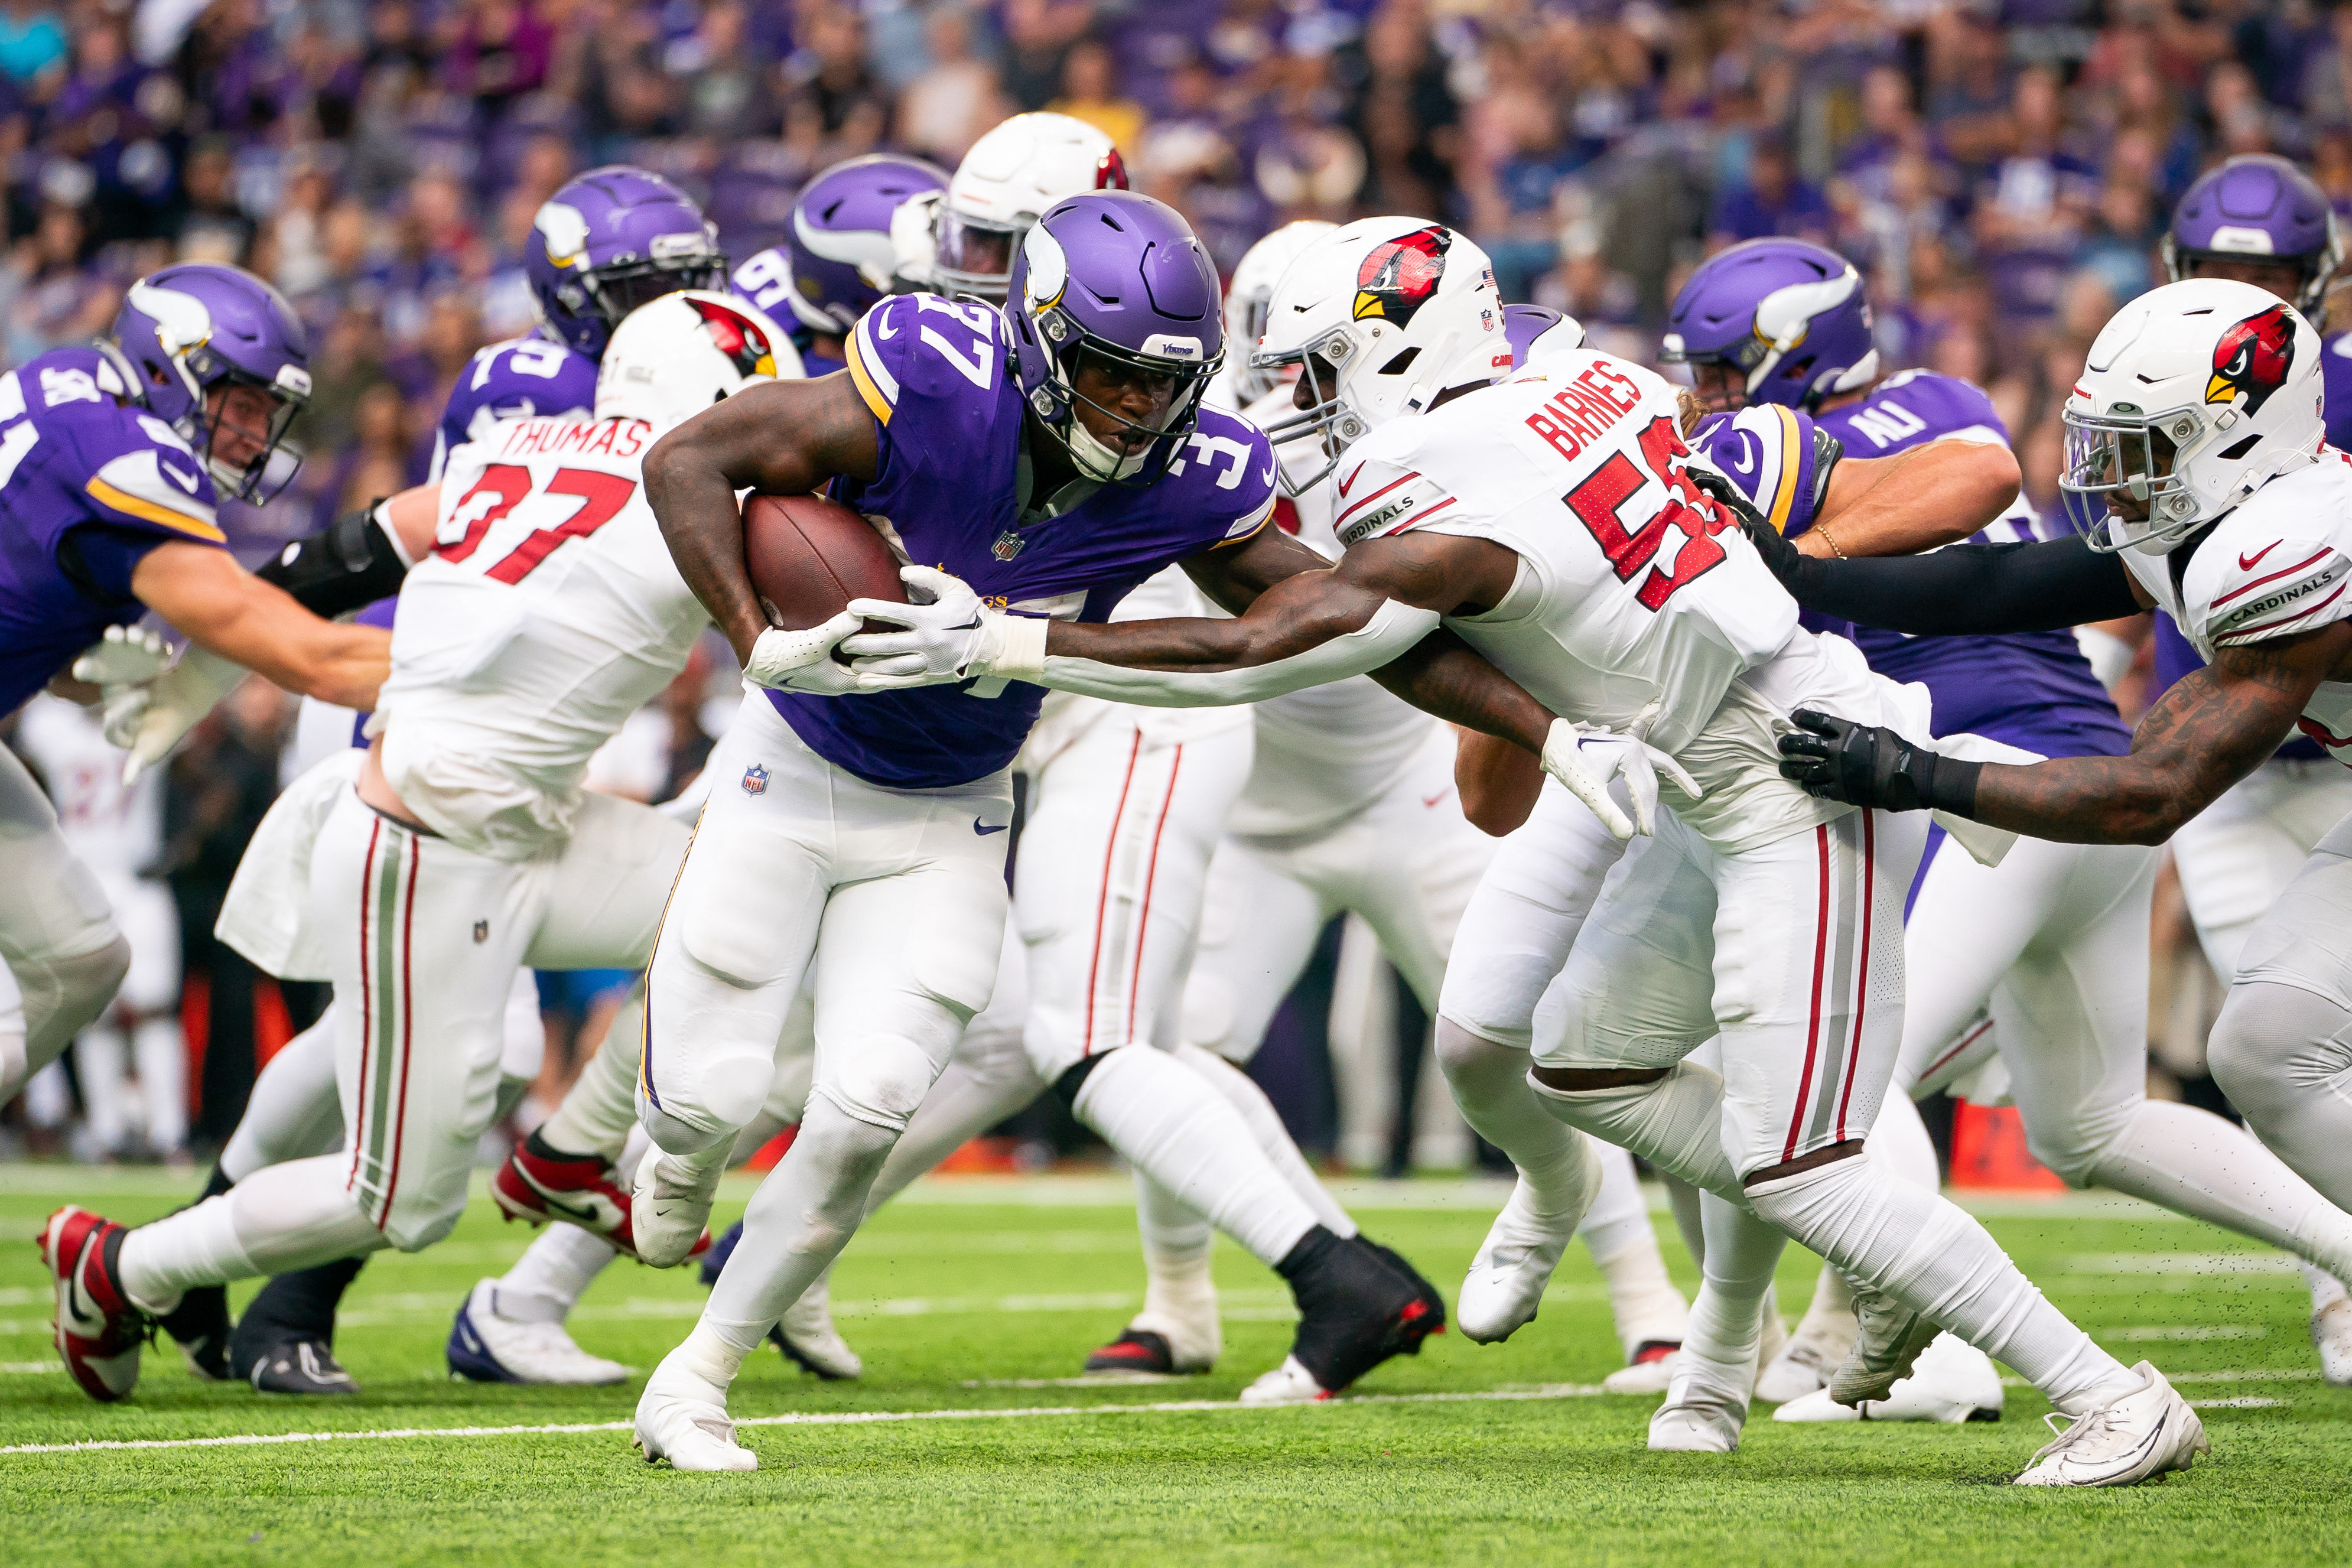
[2031,1407,2110,1465]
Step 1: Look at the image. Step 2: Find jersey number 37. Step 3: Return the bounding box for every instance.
[436,466,637,583]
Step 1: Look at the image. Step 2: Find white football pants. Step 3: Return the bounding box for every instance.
[70,871,183,1157]
[0,743,129,1103]
[2172,760,2352,984]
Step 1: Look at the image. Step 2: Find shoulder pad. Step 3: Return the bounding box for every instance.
[2196,532,2352,648]
[1684,403,1815,535]
[847,293,1005,425]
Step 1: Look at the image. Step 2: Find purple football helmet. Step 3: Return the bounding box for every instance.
[1503,303,1586,368]
[1660,239,1878,412]
[528,166,729,358]
[110,262,311,502]
[778,154,948,336]
[1005,191,1222,486]
[2165,154,2344,318]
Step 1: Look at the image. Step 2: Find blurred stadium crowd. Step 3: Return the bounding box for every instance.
[0,0,2295,1164]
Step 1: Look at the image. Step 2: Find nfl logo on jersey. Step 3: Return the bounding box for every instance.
[741,763,769,797]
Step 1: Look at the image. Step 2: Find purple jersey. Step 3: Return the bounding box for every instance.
[2325,331,2352,455]
[772,293,1279,789]
[731,247,847,379]
[430,334,598,481]
[1811,370,2130,760]
[0,346,226,718]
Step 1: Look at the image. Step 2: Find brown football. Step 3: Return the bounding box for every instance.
[741,492,905,634]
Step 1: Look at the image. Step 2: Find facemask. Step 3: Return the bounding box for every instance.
[1067,415,1150,482]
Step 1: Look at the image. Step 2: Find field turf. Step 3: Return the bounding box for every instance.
[4,1164,2348,1566]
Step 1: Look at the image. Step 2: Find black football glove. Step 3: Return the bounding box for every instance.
[1775,708,1982,816]
[1687,465,1805,585]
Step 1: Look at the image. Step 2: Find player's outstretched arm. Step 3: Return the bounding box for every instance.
[1453,727,1543,835]
[1745,522,2149,633]
[1778,622,2352,844]
[130,541,390,708]
[1804,437,2021,559]
[643,376,879,663]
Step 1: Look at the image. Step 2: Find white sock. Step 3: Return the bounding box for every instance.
[700,1099,899,1379]
[219,1018,341,1183]
[77,1024,131,1155]
[1869,1090,1939,1192]
[1748,1156,2134,1414]
[118,1154,385,1310]
[1580,1143,1689,1354]
[541,988,643,1162]
[1661,1173,1705,1267]
[133,1016,186,1154]
[1072,1047,1317,1266]
[1682,1190,1785,1372]
[1437,1023,1606,1224]
[1172,1042,1354,1237]
[1134,1164,1217,1334]
[2307,1261,2350,1313]
[496,1224,620,1322]
[863,1053,1043,1214]
[2089,1099,2352,1282]
[1528,1061,1742,1199]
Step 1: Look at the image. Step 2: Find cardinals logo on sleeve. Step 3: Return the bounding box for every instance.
[2208,304,2298,417]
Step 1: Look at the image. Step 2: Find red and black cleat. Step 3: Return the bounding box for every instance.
[490,1134,707,1262]
[39,1206,149,1403]
[1084,1328,1180,1375]
[1243,1229,1447,1404]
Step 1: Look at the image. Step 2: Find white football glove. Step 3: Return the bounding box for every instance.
[1540,711,1702,840]
[89,643,248,783]
[71,623,173,694]
[842,565,1046,690]
[742,612,863,694]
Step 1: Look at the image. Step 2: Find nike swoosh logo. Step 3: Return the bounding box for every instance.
[1339,461,1366,495]
[2240,542,2282,571]
[164,464,199,493]
[974,819,1009,835]
[1422,792,1448,808]
[1260,461,1277,487]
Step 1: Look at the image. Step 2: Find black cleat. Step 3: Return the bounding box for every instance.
[1082,1328,1178,1375]
[157,1284,234,1381]
[237,1337,360,1395]
[1245,1228,1445,1403]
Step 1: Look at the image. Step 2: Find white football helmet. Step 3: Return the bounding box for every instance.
[933,112,1128,300]
[595,291,803,425]
[1225,220,1338,404]
[1251,216,1508,495]
[2060,277,2325,554]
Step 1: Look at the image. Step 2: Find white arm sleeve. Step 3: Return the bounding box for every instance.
[1032,599,1444,708]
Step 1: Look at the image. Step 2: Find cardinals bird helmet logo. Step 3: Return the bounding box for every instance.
[692,297,779,379]
[1354,227,1451,325]
[2207,304,2297,417]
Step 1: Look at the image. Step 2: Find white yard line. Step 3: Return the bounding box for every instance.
[0,1383,1615,1458]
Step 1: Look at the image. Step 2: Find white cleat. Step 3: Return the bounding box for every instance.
[632,1146,726,1270]
[2311,1293,2352,1387]
[1828,1277,1939,1407]
[1774,1333,2003,1424]
[634,1355,758,1472]
[1602,1349,1680,1395]
[448,1280,629,1386]
[1238,1355,1330,1406]
[1647,1351,1751,1453]
[776,1281,863,1381]
[1457,1176,1578,1345]
[2012,1362,2207,1488]
[1755,1296,1853,1405]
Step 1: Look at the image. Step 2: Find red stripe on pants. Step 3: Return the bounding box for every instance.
[1124,746,1181,1043]
[1082,731,1144,1056]
[1834,811,1875,1143]
[1782,824,1833,1165]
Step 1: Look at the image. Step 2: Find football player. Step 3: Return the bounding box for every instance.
[0,261,383,1128]
[731,154,949,378]
[897,112,1127,301]
[1767,277,2352,1417]
[847,217,2209,1486]
[38,292,799,1404]
[622,192,1562,1469]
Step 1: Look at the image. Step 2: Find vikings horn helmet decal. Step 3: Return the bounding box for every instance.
[1352,227,1451,324]
[2207,303,2297,417]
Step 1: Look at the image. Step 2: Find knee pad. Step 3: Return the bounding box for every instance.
[2209,980,2351,1120]
[639,1095,742,1157]
[388,1202,467,1254]
[812,1033,939,1134]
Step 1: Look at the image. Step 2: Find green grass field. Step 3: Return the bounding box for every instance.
[4,1164,2348,1567]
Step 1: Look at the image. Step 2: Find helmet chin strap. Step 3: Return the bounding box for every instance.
[1067,415,1151,482]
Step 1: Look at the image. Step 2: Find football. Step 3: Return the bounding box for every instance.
[741,492,906,633]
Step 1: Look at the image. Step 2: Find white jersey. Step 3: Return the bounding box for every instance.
[1216,386,1432,837]
[12,694,162,875]
[1335,349,1865,853]
[376,413,711,857]
[2121,450,2352,760]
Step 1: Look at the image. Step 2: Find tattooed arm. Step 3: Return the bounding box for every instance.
[1967,624,2352,844]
